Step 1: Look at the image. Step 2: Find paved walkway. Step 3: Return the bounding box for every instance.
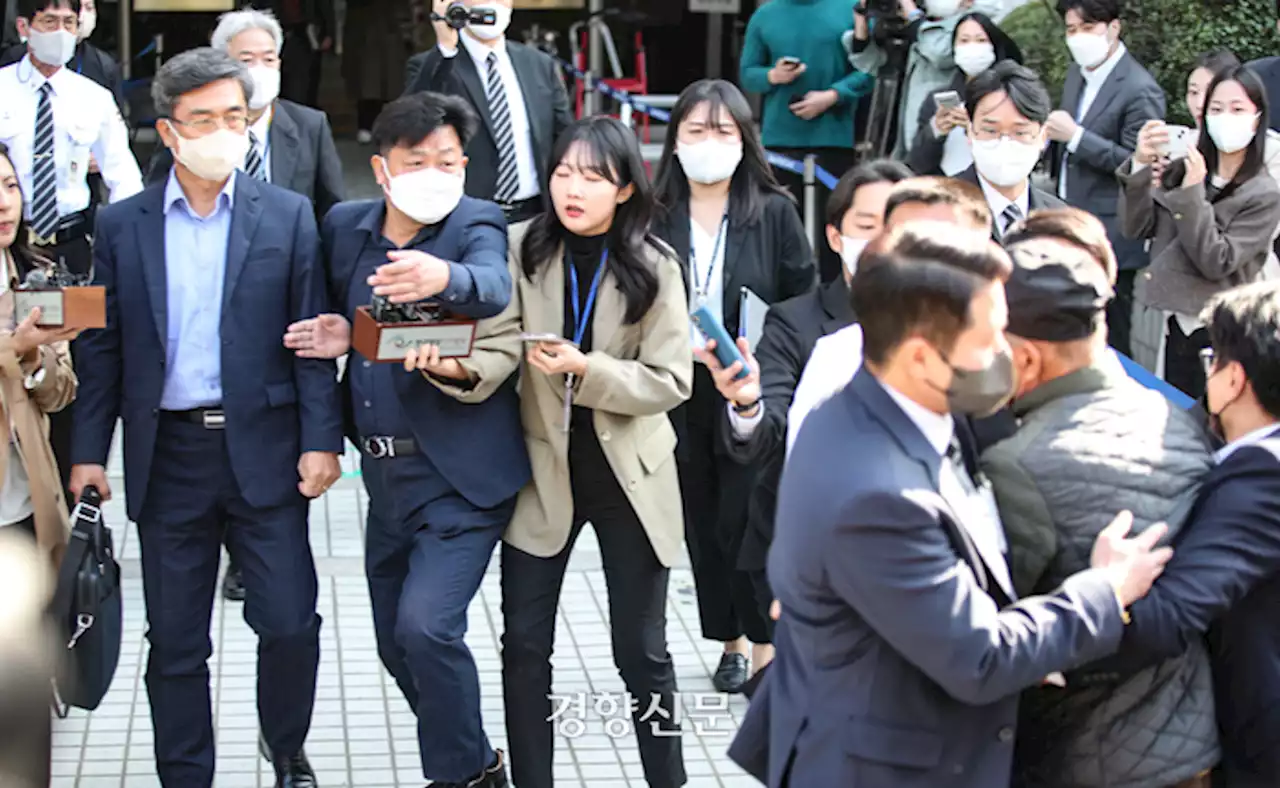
[51,431,755,786]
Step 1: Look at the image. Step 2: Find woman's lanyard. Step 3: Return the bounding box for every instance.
[562,247,608,431]
[692,216,728,305]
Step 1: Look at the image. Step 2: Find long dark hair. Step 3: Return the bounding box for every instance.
[1192,65,1270,200]
[952,12,1023,65]
[652,79,792,227]
[0,142,41,280]
[522,117,659,324]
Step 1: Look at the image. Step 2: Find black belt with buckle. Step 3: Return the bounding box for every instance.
[497,197,541,224]
[162,407,226,429]
[27,208,92,248]
[360,436,417,459]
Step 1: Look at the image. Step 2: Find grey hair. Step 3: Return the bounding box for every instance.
[210,8,284,54]
[151,47,254,118]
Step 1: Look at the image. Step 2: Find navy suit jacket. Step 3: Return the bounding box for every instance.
[72,176,344,522]
[323,197,530,510]
[728,368,1126,787]
[1076,425,1280,784]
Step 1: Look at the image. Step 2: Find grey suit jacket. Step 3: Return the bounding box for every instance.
[146,98,344,222]
[1054,51,1166,270]
[728,367,1126,787]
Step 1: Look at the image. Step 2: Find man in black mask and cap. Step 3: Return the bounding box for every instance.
[981,207,1220,788]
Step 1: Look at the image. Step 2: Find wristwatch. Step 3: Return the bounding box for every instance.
[732,399,760,415]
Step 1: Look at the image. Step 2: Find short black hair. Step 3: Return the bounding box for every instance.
[964,60,1052,125]
[853,224,1013,366]
[1204,282,1280,419]
[1197,48,1241,76]
[884,176,992,229]
[826,159,912,228]
[1056,0,1121,23]
[18,0,79,16]
[373,92,479,155]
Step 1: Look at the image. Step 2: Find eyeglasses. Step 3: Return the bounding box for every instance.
[970,127,1042,144]
[1199,346,1217,378]
[170,114,249,134]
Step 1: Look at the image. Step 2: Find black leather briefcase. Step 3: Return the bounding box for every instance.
[50,485,122,716]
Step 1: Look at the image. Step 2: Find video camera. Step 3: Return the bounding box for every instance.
[859,0,910,45]
[431,2,497,31]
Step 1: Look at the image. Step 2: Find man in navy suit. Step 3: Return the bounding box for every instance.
[728,223,1173,787]
[68,48,342,788]
[1074,281,1280,786]
[283,92,528,788]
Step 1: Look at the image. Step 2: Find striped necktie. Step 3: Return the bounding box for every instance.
[484,52,519,203]
[1000,203,1023,238]
[245,130,266,181]
[30,82,58,240]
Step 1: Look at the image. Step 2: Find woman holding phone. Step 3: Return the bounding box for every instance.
[908,11,1022,176]
[411,117,692,788]
[650,78,813,695]
[1122,63,1280,398]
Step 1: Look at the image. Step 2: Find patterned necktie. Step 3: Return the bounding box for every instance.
[30,82,58,240]
[1000,203,1023,238]
[245,130,266,181]
[485,52,519,203]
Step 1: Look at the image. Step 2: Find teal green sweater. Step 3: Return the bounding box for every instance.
[739,0,872,150]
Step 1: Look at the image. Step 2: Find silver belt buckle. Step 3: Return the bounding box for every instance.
[363,436,396,459]
[202,410,226,430]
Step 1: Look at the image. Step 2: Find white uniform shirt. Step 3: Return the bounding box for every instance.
[0,56,142,220]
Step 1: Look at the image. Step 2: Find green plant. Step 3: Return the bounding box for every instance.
[1002,0,1280,124]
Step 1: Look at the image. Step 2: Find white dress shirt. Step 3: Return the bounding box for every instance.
[440,34,540,201]
[977,174,1031,238]
[246,104,273,183]
[0,56,142,219]
[788,323,865,454]
[1216,423,1280,464]
[689,217,727,352]
[1060,41,1128,199]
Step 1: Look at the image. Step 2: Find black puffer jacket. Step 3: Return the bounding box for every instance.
[982,357,1220,787]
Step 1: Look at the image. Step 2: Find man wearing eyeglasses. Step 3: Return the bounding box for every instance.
[0,0,142,511]
[68,47,343,788]
[951,61,1065,241]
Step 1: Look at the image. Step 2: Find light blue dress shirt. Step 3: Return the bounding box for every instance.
[159,168,235,410]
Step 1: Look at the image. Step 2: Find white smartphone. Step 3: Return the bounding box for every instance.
[934,90,963,110]
[520,332,578,347]
[779,56,802,68]
[1164,124,1195,160]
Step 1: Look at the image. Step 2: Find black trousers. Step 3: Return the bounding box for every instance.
[679,366,770,645]
[280,25,320,108]
[771,146,859,284]
[1106,268,1138,358]
[501,431,686,788]
[1164,316,1210,400]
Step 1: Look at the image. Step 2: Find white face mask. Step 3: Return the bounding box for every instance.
[1066,30,1112,69]
[467,5,512,41]
[167,122,250,182]
[382,161,466,225]
[676,139,743,185]
[77,9,96,41]
[953,42,996,76]
[839,236,869,277]
[247,65,281,111]
[28,28,77,67]
[925,0,962,17]
[971,136,1043,188]
[1206,113,1259,155]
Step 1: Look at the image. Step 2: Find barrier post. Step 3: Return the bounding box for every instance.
[803,154,818,248]
[620,102,634,129]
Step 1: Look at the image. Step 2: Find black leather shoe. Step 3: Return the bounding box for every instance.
[712,652,749,694]
[273,749,317,788]
[221,563,246,602]
[427,750,508,788]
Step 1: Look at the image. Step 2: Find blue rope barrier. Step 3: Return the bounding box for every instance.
[133,39,157,62]
[559,60,840,190]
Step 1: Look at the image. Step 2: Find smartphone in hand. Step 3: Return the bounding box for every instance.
[520,332,579,347]
[691,305,750,381]
[934,90,963,110]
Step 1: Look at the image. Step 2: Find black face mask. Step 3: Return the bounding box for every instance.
[931,347,1017,417]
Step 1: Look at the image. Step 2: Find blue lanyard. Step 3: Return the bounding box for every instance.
[695,216,728,299]
[74,52,83,74]
[568,248,608,347]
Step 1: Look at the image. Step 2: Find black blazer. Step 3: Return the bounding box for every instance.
[954,166,1067,241]
[405,41,573,205]
[255,0,336,38]
[147,99,345,223]
[1052,52,1165,270]
[1075,426,1280,785]
[722,277,855,571]
[1248,56,1280,133]
[907,72,968,177]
